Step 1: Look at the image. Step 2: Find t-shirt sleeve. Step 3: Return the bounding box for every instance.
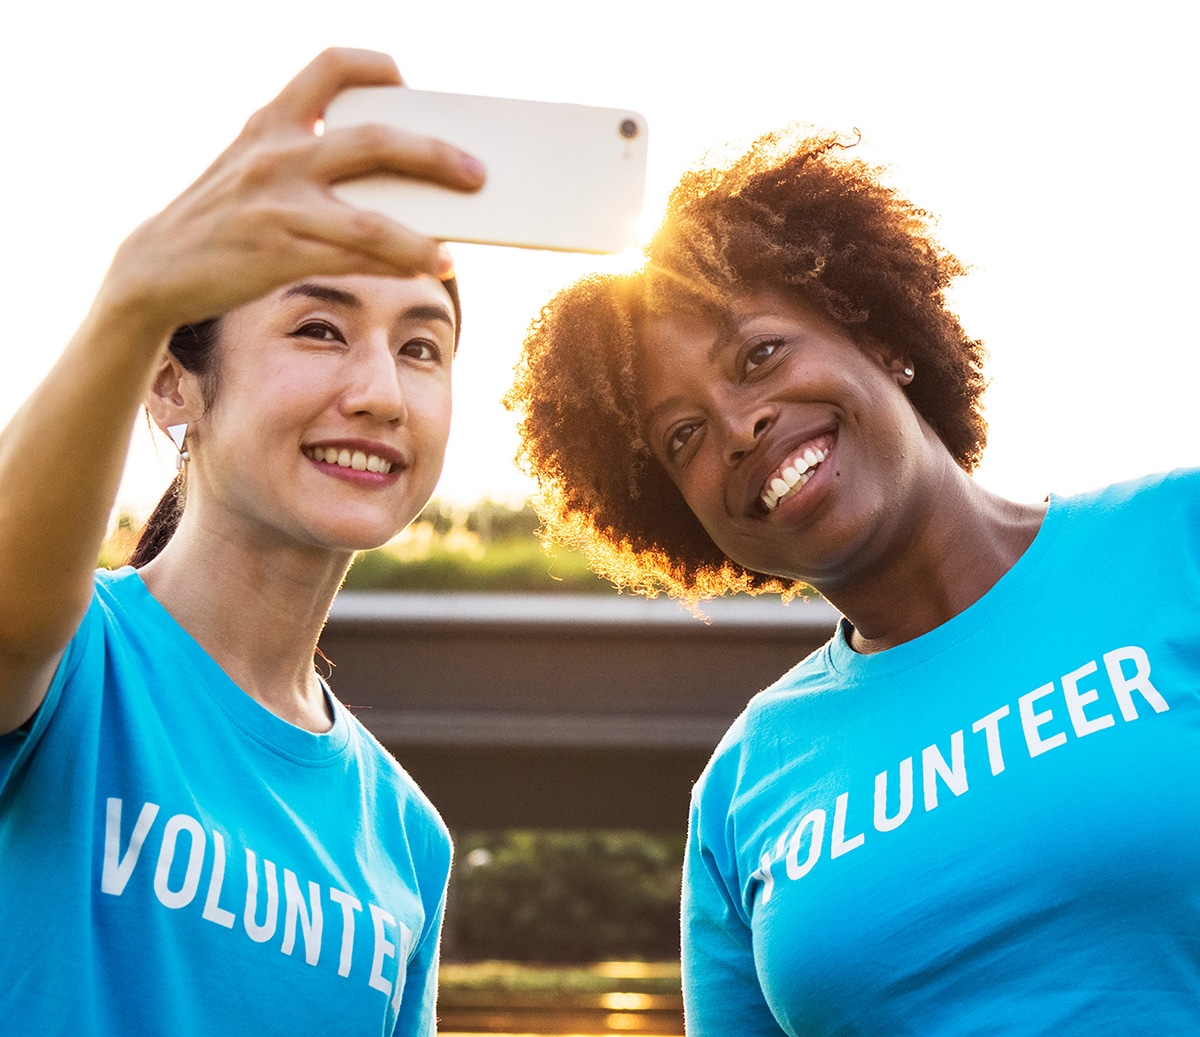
[393,879,447,1037]
[682,789,788,1037]
[0,583,102,790]
[391,810,453,1037]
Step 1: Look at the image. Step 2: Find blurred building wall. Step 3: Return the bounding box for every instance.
[319,593,838,829]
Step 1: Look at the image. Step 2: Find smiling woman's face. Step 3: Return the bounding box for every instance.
[184,273,455,555]
[637,290,938,589]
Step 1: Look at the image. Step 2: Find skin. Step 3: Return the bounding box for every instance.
[141,273,455,730]
[638,290,1046,652]
[0,48,483,735]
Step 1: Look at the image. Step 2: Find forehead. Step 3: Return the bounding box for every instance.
[319,273,453,320]
[640,289,843,358]
[237,273,457,332]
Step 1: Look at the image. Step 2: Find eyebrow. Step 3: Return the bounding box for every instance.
[281,283,455,331]
[282,282,362,308]
[706,313,753,363]
[403,304,456,330]
[642,394,686,434]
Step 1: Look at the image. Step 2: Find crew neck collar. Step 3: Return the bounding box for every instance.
[825,493,1068,681]
[106,566,351,764]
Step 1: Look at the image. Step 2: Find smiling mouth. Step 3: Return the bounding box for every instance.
[759,439,833,512]
[303,446,395,474]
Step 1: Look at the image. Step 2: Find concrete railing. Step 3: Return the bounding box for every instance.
[320,592,839,830]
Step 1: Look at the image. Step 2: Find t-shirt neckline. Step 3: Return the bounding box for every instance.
[825,492,1070,681]
[105,566,352,763]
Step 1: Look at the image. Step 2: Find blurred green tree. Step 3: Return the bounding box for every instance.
[448,830,685,962]
[102,499,614,594]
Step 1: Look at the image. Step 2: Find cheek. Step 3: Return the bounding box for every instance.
[409,382,454,455]
[677,466,728,532]
[219,356,326,426]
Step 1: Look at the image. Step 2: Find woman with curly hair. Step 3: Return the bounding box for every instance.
[507,130,1200,1034]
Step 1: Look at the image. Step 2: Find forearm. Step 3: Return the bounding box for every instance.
[0,46,483,715]
[0,286,171,659]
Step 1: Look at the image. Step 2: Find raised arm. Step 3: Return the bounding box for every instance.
[0,48,483,733]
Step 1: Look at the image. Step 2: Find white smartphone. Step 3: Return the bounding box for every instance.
[323,87,649,254]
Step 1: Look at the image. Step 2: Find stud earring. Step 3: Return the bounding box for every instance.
[903,366,914,379]
[167,423,190,471]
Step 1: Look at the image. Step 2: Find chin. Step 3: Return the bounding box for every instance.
[346,523,412,553]
[294,514,411,554]
[283,487,435,554]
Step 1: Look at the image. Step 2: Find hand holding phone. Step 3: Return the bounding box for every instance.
[324,87,649,254]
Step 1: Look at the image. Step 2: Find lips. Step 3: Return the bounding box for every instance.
[758,432,836,512]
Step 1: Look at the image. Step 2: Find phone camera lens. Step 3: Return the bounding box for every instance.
[619,119,639,139]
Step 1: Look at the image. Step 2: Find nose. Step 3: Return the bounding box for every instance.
[342,337,407,425]
[723,405,774,466]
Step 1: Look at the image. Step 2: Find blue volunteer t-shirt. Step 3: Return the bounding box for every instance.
[0,567,451,1036]
[683,469,1200,1036]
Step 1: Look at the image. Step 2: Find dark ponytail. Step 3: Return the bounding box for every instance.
[128,318,222,568]
[127,475,185,567]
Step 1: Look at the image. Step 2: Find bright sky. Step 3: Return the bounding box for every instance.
[3,0,1196,519]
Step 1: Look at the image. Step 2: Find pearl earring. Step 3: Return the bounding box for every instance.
[903,366,914,379]
[167,423,190,471]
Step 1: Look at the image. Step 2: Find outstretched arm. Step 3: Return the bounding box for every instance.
[0,48,483,733]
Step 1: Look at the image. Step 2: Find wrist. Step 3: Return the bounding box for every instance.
[86,248,183,354]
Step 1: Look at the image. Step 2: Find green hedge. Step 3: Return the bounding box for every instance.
[343,536,610,594]
[447,830,685,963]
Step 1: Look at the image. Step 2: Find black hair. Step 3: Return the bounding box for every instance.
[507,131,985,601]
[127,318,222,567]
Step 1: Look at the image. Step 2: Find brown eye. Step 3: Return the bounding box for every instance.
[400,338,442,363]
[293,321,344,343]
[668,422,699,457]
[744,338,783,373]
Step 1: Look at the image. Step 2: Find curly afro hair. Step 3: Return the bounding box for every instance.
[506,128,988,602]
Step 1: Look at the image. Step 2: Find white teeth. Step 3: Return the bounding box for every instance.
[304,447,393,474]
[760,445,829,512]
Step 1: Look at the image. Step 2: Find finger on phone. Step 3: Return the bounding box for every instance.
[316,123,486,192]
[269,48,403,127]
[289,201,448,278]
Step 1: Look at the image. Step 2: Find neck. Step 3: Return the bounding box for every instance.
[815,474,1046,654]
[138,514,354,732]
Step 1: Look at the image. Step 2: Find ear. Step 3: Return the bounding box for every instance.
[885,355,915,387]
[145,353,206,436]
[857,333,914,386]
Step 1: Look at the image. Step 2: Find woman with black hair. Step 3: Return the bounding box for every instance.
[508,129,1200,1034]
[0,48,482,1035]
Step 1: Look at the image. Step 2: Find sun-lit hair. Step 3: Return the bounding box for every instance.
[506,128,988,602]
